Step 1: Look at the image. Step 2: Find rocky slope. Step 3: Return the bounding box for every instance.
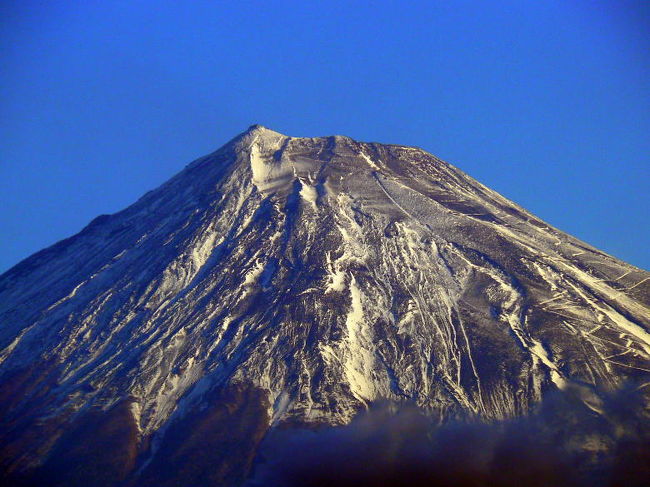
[1,125,649,486]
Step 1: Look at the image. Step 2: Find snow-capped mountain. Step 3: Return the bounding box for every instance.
[1,125,649,486]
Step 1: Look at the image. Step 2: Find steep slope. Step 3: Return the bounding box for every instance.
[1,125,649,486]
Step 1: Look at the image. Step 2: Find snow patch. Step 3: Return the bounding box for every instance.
[244,259,265,287]
[299,181,319,208]
[271,391,291,425]
[360,152,381,171]
[342,275,377,403]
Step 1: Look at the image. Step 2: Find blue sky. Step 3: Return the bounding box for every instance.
[1,0,648,271]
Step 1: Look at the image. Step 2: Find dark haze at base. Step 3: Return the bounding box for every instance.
[247,383,650,487]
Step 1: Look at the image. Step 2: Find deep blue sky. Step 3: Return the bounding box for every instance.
[1,0,648,272]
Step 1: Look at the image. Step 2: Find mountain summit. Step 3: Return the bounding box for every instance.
[1,126,649,486]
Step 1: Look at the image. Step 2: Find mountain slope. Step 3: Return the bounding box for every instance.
[1,125,649,486]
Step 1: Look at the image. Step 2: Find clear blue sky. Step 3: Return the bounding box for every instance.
[1,0,648,272]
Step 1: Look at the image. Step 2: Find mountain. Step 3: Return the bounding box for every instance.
[1,125,649,486]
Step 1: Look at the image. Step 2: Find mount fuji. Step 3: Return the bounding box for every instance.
[1,125,649,486]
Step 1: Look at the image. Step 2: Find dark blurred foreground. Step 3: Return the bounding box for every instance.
[247,384,650,487]
[3,382,649,487]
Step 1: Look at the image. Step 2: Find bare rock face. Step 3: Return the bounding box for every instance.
[1,125,649,486]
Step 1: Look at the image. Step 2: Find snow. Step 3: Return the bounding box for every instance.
[325,259,347,293]
[299,181,319,208]
[342,275,377,403]
[360,152,381,171]
[243,259,265,287]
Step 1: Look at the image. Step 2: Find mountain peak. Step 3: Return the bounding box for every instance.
[244,123,286,138]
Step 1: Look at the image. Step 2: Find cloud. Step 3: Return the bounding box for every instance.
[247,383,650,487]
